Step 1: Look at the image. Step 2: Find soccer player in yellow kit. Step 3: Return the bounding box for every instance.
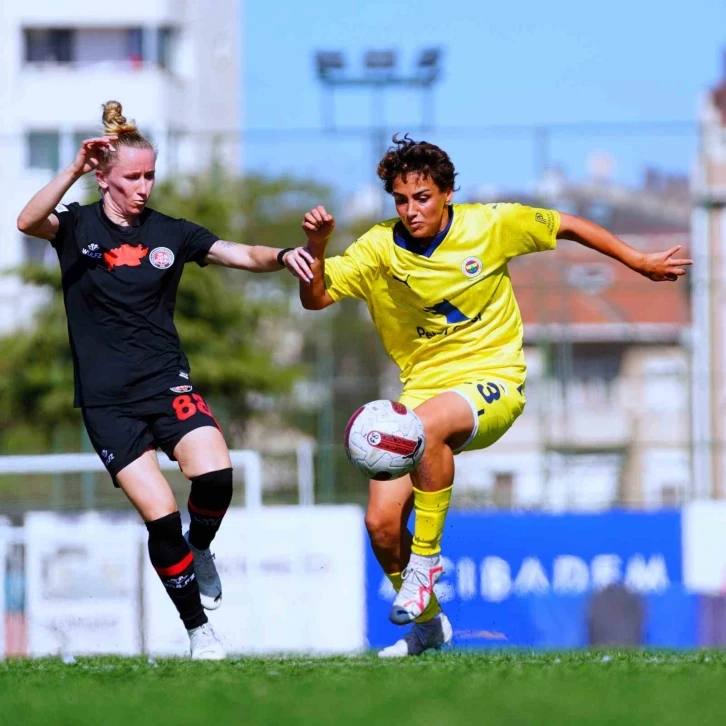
[299,135,691,657]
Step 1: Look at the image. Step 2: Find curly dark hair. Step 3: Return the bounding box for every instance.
[376,134,458,194]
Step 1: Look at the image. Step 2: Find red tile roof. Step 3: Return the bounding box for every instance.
[510,234,691,340]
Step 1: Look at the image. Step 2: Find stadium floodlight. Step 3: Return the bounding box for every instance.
[316,51,345,81]
[418,48,440,68]
[417,48,442,84]
[364,50,396,71]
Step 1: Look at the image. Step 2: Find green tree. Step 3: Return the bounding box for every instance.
[0,171,333,454]
[151,167,333,276]
[0,265,77,453]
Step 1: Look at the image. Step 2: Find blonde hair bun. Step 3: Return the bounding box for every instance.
[102,101,139,137]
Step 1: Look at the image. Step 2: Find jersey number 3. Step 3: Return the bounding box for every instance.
[477,382,502,404]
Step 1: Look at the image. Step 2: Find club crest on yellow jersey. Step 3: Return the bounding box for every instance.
[461,256,483,278]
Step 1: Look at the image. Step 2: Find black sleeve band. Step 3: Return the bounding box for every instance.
[276,247,294,266]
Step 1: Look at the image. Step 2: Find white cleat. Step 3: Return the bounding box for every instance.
[184,530,222,610]
[378,612,453,658]
[389,553,444,625]
[188,623,225,661]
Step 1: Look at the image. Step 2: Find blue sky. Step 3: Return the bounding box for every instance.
[244,0,726,202]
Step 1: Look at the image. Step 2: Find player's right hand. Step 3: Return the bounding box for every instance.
[69,136,118,176]
[302,206,335,249]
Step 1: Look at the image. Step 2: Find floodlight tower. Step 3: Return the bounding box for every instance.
[315,48,443,207]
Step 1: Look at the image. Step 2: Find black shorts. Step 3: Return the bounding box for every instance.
[82,385,221,485]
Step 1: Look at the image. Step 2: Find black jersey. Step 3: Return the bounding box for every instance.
[51,201,218,407]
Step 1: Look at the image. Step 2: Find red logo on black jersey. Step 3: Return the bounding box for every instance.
[104,244,149,270]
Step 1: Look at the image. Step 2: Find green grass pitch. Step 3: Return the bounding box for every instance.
[2,651,726,725]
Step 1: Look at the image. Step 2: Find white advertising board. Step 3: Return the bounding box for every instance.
[683,500,726,595]
[144,506,366,655]
[25,512,142,656]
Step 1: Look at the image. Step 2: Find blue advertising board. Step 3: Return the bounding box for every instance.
[366,510,694,649]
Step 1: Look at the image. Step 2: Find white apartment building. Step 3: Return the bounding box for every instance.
[0,0,242,331]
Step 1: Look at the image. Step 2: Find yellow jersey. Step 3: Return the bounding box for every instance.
[324,203,559,393]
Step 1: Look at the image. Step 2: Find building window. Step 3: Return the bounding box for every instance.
[75,29,139,66]
[25,29,74,63]
[552,343,625,384]
[158,27,177,70]
[127,28,144,65]
[24,27,156,69]
[27,132,60,171]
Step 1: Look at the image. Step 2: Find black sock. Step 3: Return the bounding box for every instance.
[187,468,233,550]
[146,511,207,630]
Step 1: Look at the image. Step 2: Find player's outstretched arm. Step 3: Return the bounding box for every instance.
[300,206,336,310]
[17,136,117,240]
[557,212,693,282]
[205,241,314,281]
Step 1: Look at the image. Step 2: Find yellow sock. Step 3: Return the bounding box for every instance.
[386,571,441,623]
[411,486,453,557]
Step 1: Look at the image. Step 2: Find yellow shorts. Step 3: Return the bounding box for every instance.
[399,377,526,454]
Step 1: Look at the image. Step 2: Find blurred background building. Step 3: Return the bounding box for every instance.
[0,0,242,332]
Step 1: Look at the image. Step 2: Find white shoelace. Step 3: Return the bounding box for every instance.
[400,561,434,596]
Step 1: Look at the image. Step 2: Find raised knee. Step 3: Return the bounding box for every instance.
[145,511,184,545]
[189,467,233,491]
[365,510,401,543]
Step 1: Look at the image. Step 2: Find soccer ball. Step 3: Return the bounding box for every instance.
[344,399,426,480]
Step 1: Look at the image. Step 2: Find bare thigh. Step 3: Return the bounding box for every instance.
[413,391,476,452]
[116,449,178,522]
[173,426,232,480]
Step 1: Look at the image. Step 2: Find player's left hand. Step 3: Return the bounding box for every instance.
[639,246,693,282]
[282,247,315,283]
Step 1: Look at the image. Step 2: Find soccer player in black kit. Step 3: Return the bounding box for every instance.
[17,101,316,659]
